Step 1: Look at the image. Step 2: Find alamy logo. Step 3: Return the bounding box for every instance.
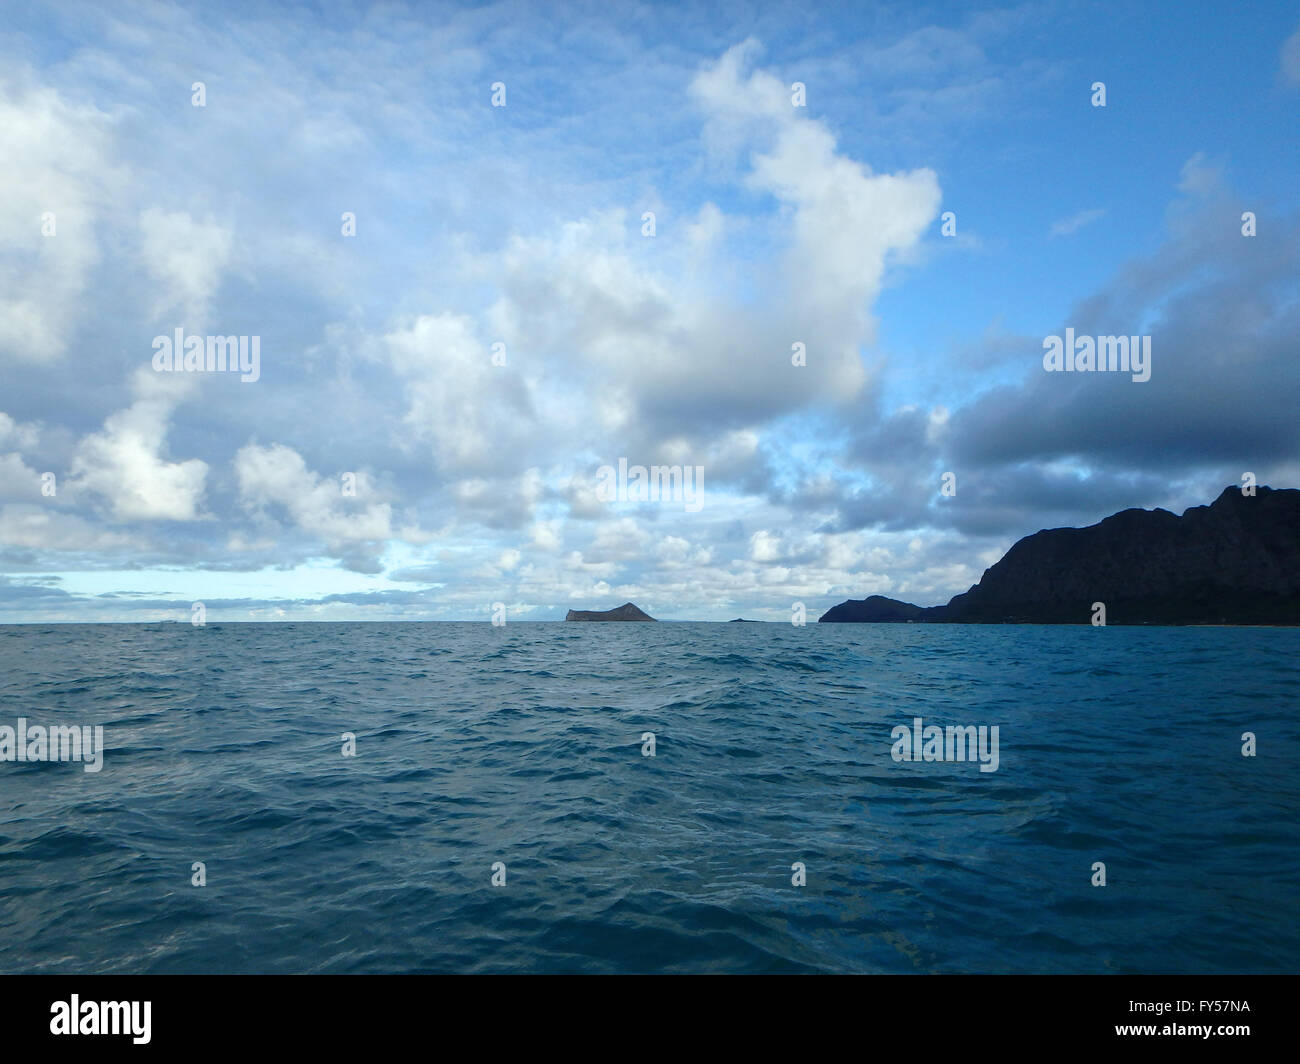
[152,327,261,382]
[891,716,1000,773]
[595,458,704,512]
[1043,328,1150,382]
[0,718,104,772]
[50,996,150,1044]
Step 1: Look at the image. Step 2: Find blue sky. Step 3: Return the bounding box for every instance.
[1,0,1298,621]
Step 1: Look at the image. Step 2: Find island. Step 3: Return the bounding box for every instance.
[820,485,1300,625]
[565,602,657,621]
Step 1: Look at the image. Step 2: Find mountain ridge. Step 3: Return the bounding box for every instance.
[819,486,1300,625]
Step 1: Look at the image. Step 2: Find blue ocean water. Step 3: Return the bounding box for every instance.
[0,621,1296,974]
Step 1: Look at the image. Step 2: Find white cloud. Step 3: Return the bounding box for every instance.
[480,41,940,458]
[383,312,534,474]
[0,412,40,452]
[749,529,784,562]
[1282,25,1300,85]
[138,208,234,323]
[69,369,208,522]
[530,520,563,552]
[235,443,394,549]
[0,82,120,362]
[1049,208,1106,237]
[0,505,139,550]
[0,453,43,502]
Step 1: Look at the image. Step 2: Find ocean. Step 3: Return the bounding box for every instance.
[1,621,1297,974]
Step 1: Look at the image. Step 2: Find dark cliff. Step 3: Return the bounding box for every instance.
[819,486,1300,625]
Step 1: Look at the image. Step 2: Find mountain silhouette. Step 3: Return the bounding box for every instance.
[820,486,1300,625]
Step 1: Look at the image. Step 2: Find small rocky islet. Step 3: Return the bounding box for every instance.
[564,602,656,621]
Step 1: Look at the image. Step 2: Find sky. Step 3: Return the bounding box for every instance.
[1,0,1298,622]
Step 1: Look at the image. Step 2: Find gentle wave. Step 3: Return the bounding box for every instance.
[1,622,1297,973]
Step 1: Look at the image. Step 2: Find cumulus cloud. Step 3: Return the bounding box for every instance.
[0,412,40,453]
[695,41,940,329]
[0,506,138,551]
[138,208,235,323]
[235,443,396,570]
[69,370,209,522]
[0,453,44,503]
[382,311,535,475]
[0,82,120,363]
[484,42,940,460]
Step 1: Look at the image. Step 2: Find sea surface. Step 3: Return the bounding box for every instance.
[1,622,1297,974]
